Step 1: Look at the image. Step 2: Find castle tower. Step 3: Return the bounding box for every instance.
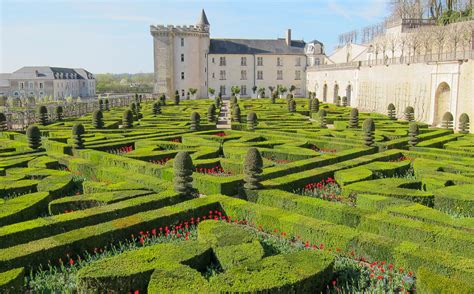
[150,10,210,99]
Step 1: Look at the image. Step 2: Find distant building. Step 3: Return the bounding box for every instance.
[0,66,96,100]
[150,10,325,98]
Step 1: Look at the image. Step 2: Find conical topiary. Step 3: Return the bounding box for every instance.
[232,105,241,123]
[362,118,375,147]
[387,103,396,120]
[207,104,216,123]
[243,147,263,190]
[92,110,104,129]
[72,123,85,149]
[318,109,327,128]
[336,96,341,106]
[271,91,277,104]
[404,106,415,122]
[26,125,41,150]
[38,105,48,126]
[289,100,296,112]
[308,99,313,111]
[173,151,194,196]
[230,95,238,107]
[459,113,470,134]
[311,99,320,112]
[408,122,419,147]
[174,90,180,105]
[0,113,7,131]
[441,112,454,129]
[99,99,104,111]
[342,96,348,107]
[153,102,161,115]
[160,94,166,106]
[247,112,257,131]
[105,99,110,111]
[349,108,359,128]
[122,109,133,128]
[55,106,63,121]
[215,96,222,108]
[190,112,200,131]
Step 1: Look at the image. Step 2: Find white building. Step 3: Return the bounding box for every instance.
[150,10,325,98]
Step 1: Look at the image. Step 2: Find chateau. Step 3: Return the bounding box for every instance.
[151,10,473,127]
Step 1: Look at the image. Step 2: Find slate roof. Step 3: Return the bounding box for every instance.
[209,38,306,55]
[197,9,210,26]
[8,67,94,80]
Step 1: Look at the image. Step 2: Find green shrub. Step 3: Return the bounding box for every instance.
[72,123,85,149]
[362,118,375,146]
[174,90,180,105]
[246,112,257,131]
[408,123,419,146]
[173,151,194,196]
[152,102,161,115]
[342,96,348,107]
[207,104,216,123]
[159,94,166,106]
[26,125,41,150]
[55,106,63,121]
[387,103,396,120]
[349,108,359,128]
[92,110,104,129]
[122,109,133,128]
[244,148,263,190]
[288,99,296,112]
[404,106,414,122]
[458,113,470,134]
[190,112,200,131]
[317,109,327,128]
[311,98,320,112]
[0,268,24,293]
[232,105,241,122]
[0,113,7,131]
[37,106,48,126]
[104,98,110,111]
[441,112,454,129]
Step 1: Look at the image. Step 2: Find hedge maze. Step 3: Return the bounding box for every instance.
[0,96,473,293]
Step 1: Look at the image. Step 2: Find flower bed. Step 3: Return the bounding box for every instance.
[195,165,233,177]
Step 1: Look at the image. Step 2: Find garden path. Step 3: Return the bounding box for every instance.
[217,100,231,129]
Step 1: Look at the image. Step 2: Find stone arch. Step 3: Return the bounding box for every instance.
[323,84,328,102]
[433,82,451,126]
[346,84,352,106]
[333,83,339,103]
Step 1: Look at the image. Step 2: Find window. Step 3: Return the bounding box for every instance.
[219,70,226,80]
[257,70,263,80]
[241,57,247,66]
[181,89,185,97]
[212,57,215,63]
[315,58,320,66]
[29,82,34,89]
[257,57,263,66]
[295,70,301,80]
[241,70,247,80]
[181,54,184,62]
[212,72,215,79]
[277,57,283,66]
[277,70,283,80]
[296,57,301,66]
[220,85,226,95]
[241,85,247,96]
[181,72,185,80]
[20,82,24,89]
[219,57,226,66]
[181,38,184,46]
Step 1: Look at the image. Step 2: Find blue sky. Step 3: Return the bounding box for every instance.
[1,0,389,74]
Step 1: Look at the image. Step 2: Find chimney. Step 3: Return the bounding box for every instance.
[285,29,292,46]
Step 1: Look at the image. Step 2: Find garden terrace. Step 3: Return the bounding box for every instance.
[0,97,472,293]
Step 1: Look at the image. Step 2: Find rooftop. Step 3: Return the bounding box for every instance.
[209,38,306,55]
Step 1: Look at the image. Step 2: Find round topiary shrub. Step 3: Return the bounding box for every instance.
[152,102,161,115]
[349,108,359,128]
[37,106,48,126]
[459,113,470,134]
[317,109,327,128]
[174,90,180,105]
[342,96,348,107]
[207,104,216,123]
[336,96,341,106]
[387,103,396,120]
[26,125,41,150]
[311,99,320,112]
[55,106,63,121]
[160,94,166,106]
[0,113,7,131]
[247,112,257,131]
[173,151,194,196]
[122,109,134,128]
[289,100,296,112]
[232,105,241,123]
[404,106,415,122]
[243,147,263,190]
[72,123,85,149]
[362,118,375,147]
[408,122,419,147]
[441,112,454,129]
[190,112,201,131]
[92,110,104,129]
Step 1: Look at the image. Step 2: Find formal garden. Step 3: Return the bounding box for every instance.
[0,94,472,293]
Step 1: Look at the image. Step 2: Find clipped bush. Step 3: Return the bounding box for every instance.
[207,104,216,123]
[232,105,241,123]
[342,96,348,107]
[243,147,263,190]
[362,118,375,146]
[0,113,8,131]
[122,109,133,128]
[37,105,48,126]
[317,109,327,128]
[349,108,359,128]
[387,103,396,120]
[311,99,320,112]
[26,125,41,150]
[408,123,419,147]
[174,90,180,105]
[336,96,341,106]
[72,123,85,149]
[190,112,200,131]
[271,92,276,104]
[55,106,64,121]
[215,96,222,108]
[104,98,110,111]
[173,151,194,196]
[152,102,161,115]
[459,113,470,134]
[404,106,415,122]
[289,99,296,112]
[98,99,104,111]
[441,112,454,129]
[92,110,104,129]
[247,112,257,131]
[159,94,166,106]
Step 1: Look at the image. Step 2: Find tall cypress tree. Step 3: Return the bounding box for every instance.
[38,106,48,126]
[92,110,104,129]
[27,125,41,150]
[122,109,134,128]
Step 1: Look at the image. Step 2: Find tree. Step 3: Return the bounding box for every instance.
[459,113,470,134]
[318,109,327,128]
[252,86,258,95]
[388,103,397,120]
[289,85,296,93]
[92,110,104,129]
[122,109,134,128]
[408,122,419,147]
[441,112,454,129]
[271,91,277,104]
[215,96,222,108]
[72,123,85,149]
[173,151,195,196]
[335,96,341,107]
[55,106,64,121]
[160,94,166,106]
[190,112,200,131]
[349,108,359,128]
[404,106,415,122]
[0,113,8,131]
[257,87,266,98]
[342,96,348,107]
[247,112,257,131]
[232,104,241,122]
[99,98,104,111]
[311,99,320,112]
[208,87,215,96]
[362,118,375,147]
[231,86,241,95]
[27,125,41,150]
[37,106,48,126]
[105,98,110,111]
[243,148,263,190]
[207,104,216,123]
[288,99,296,112]
[153,102,161,115]
[189,88,198,99]
[174,90,180,105]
